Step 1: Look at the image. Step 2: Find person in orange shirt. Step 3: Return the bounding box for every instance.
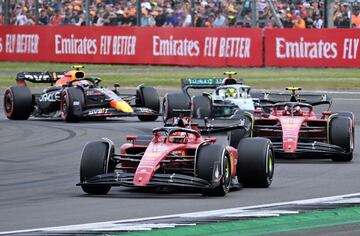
[293,12,305,29]
[352,9,360,28]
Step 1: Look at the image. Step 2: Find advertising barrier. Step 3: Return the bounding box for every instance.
[1,26,359,67]
[265,28,360,67]
[0,26,263,67]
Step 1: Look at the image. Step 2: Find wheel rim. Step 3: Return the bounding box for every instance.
[350,126,354,151]
[162,99,168,122]
[4,91,13,114]
[267,146,274,180]
[61,94,68,119]
[223,154,231,189]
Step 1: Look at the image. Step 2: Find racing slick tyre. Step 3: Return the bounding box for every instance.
[61,87,84,122]
[136,86,160,121]
[80,141,116,194]
[228,129,247,149]
[335,112,355,129]
[237,138,274,188]
[3,86,33,120]
[191,95,211,119]
[163,93,190,122]
[196,144,231,196]
[330,116,354,162]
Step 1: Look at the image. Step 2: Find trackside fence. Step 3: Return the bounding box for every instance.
[0,26,359,67]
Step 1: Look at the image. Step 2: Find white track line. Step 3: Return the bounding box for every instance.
[2,192,360,235]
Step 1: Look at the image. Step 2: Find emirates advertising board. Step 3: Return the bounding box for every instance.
[265,28,360,67]
[0,26,263,67]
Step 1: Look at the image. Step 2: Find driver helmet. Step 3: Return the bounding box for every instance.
[73,79,90,88]
[294,105,303,115]
[283,105,291,115]
[225,87,237,98]
[168,131,186,143]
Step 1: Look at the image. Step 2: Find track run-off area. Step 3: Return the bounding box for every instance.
[0,88,360,235]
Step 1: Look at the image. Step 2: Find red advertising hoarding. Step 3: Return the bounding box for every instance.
[0,26,263,67]
[265,28,360,67]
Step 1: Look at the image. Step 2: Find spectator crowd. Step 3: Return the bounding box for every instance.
[0,0,359,28]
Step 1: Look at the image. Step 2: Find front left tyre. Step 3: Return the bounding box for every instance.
[3,86,33,120]
[80,141,116,194]
[196,144,231,196]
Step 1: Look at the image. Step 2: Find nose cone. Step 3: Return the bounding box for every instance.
[133,168,153,186]
[283,138,297,153]
[110,100,133,113]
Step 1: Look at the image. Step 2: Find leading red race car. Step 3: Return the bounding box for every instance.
[77,117,274,196]
[249,87,355,161]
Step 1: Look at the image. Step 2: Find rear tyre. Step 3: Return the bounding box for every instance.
[228,129,247,148]
[61,87,84,122]
[197,144,231,196]
[330,116,354,162]
[191,95,211,119]
[136,86,160,121]
[163,93,190,122]
[80,141,116,194]
[237,138,274,187]
[334,112,355,128]
[3,86,33,120]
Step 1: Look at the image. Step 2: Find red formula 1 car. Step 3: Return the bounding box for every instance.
[249,88,355,161]
[77,118,274,196]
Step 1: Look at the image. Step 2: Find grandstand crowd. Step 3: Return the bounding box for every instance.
[0,0,359,28]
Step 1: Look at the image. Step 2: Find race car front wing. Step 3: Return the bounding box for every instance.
[82,107,159,118]
[77,172,212,189]
[272,141,347,156]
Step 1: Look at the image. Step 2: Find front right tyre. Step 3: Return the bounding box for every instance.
[330,116,354,162]
[61,87,84,122]
[237,137,274,187]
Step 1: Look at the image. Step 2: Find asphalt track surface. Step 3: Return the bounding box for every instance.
[0,88,360,232]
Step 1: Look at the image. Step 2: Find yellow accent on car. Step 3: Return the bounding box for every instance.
[113,101,134,113]
[286,87,302,91]
[72,65,85,70]
[224,71,237,76]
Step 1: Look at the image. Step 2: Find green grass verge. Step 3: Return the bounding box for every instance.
[0,62,360,90]
[119,206,360,236]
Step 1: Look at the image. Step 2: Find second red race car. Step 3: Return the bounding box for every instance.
[249,87,355,162]
[77,117,274,196]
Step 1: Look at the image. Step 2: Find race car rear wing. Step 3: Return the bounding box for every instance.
[16,72,65,86]
[181,78,244,95]
[256,92,332,106]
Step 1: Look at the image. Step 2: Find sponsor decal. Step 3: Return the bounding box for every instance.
[55,34,97,55]
[88,108,109,115]
[144,153,160,158]
[39,91,61,102]
[4,33,39,54]
[0,26,262,66]
[265,29,360,67]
